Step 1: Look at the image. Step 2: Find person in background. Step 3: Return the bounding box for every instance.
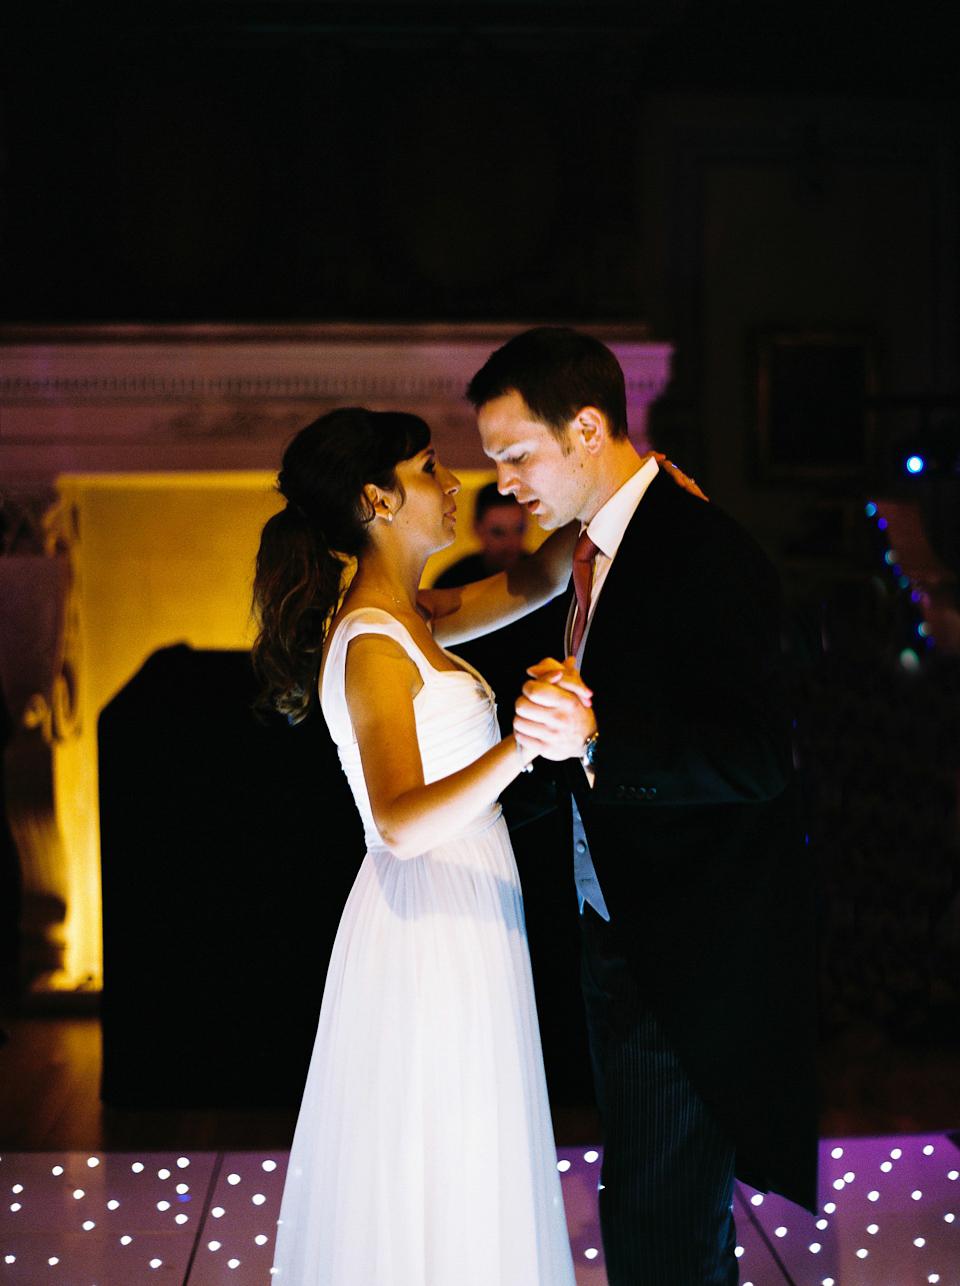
[433,482,529,588]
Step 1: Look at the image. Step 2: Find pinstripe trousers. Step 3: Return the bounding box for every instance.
[580,906,738,1285]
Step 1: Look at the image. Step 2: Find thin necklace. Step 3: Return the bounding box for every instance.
[371,585,413,611]
[351,574,414,612]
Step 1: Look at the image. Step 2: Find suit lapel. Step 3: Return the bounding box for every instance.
[576,469,673,679]
[562,472,676,804]
[562,591,577,658]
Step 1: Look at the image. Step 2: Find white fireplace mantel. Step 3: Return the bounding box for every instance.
[0,324,673,480]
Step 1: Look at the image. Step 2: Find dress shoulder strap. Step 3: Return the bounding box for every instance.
[319,607,434,744]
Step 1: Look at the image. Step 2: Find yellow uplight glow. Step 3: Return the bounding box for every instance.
[52,469,515,986]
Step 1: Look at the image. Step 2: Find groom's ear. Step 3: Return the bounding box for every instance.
[571,406,607,455]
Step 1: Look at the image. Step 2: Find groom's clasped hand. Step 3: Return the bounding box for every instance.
[513,655,595,762]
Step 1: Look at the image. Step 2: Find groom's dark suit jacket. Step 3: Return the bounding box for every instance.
[567,469,818,1212]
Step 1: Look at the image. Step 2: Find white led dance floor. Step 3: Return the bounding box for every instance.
[1,1135,957,1284]
[733,1133,960,1286]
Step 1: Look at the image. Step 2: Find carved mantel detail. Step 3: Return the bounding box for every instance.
[0,492,76,989]
[0,324,673,479]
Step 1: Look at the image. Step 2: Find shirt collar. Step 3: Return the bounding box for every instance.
[585,455,659,560]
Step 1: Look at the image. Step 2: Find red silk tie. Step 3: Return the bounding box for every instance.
[570,529,599,657]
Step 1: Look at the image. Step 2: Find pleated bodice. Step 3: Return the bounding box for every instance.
[320,607,502,850]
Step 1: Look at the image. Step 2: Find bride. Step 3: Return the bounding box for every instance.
[252,407,578,1285]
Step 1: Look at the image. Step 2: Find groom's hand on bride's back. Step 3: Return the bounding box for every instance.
[514,657,597,762]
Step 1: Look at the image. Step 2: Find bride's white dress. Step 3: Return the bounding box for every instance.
[271,608,576,1286]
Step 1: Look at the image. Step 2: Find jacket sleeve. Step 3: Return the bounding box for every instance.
[500,760,562,830]
[591,695,791,807]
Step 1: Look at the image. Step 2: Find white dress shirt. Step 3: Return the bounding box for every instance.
[568,455,660,919]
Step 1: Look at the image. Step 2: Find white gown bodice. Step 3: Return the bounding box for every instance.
[320,607,502,850]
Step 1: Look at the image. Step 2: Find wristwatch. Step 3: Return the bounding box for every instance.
[581,730,599,770]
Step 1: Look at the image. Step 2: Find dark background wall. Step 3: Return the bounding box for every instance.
[1,3,956,321]
[2,1,958,518]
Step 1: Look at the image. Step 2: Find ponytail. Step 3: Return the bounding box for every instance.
[252,504,344,722]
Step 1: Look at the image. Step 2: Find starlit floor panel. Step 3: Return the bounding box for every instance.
[0,1150,218,1284]
[185,1154,288,1286]
[737,1132,960,1286]
[1,1135,957,1285]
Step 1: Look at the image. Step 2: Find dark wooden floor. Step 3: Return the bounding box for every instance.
[0,1018,299,1151]
[819,1021,960,1138]
[1,1015,959,1151]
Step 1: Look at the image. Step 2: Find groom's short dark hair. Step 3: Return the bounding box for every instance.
[466,327,629,442]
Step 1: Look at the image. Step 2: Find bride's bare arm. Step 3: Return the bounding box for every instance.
[420,520,577,646]
[345,634,535,860]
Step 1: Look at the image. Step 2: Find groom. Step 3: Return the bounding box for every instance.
[467,329,817,1285]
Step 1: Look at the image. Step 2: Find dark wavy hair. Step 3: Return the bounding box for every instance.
[252,407,431,723]
[466,326,629,441]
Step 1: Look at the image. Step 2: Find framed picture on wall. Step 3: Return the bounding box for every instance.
[755,331,876,481]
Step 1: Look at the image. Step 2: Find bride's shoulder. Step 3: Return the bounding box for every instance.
[320,605,417,705]
[330,600,398,632]
[322,599,423,670]
[324,603,395,659]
